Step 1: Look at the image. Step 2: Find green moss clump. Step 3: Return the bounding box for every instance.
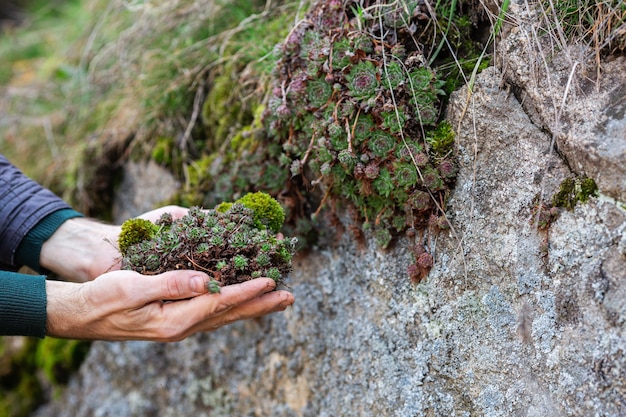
[118,218,159,256]
[215,202,233,213]
[427,120,456,157]
[578,177,599,203]
[235,191,285,233]
[552,176,599,210]
[531,176,599,231]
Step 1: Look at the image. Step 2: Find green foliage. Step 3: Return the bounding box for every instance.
[167,1,489,260]
[0,337,43,417]
[253,0,466,253]
[0,0,85,85]
[35,338,90,387]
[427,121,456,157]
[235,192,286,233]
[540,0,626,52]
[4,0,494,298]
[0,336,90,417]
[118,218,160,256]
[151,137,175,165]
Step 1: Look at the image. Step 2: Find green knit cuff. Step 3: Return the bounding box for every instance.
[15,208,84,272]
[0,272,47,338]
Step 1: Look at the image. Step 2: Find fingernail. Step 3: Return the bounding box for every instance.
[191,275,205,293]
[278,301,292,311]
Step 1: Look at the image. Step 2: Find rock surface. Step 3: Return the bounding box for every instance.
[500,2,626,202]
[112,160,180,221]
[35,13,626,417]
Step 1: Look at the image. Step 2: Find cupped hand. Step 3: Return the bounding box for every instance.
[84,205,192,281]
[46,270,294,341]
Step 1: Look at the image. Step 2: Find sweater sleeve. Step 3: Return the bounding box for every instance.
[15,208,84,272]
[0,155,84,337]
[0,154,79,270]
[0,271,47,337]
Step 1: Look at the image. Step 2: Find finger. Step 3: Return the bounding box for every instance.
[140,270,210,301]
[138,205,189,222]
[183,290,295,335]
[157,278,277,329]
[210,278,277,314]
[211,290,294,326]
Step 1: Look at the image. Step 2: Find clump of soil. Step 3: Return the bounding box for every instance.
[118,193,298,291]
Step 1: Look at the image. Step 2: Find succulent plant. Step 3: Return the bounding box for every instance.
[367,130,396,157]
[346,61,380,102]
[393,162,419,188]
[192,0,459,282]
[381,109,407,133]
[307,77,333,109]
[332,37,353,70]
[382,61,406,89]
[118,193,297,290]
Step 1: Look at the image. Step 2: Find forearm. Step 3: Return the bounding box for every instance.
[40,218,121,282]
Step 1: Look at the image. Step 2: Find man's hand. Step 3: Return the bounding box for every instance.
[46,271,294,341]
[41,205,295,341]
[40,205,191,282]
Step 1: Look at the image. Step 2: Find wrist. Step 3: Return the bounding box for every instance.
[40,218,121,282]
[45,280,89,338]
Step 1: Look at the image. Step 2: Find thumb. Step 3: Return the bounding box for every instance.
[143,270,211,301]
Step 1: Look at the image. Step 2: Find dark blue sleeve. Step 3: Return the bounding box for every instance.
[0,155,77,269]
[0,155,84,337]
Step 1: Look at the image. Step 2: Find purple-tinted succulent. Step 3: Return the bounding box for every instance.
[413,152,429,167]
[438,159,457,179]
[416,252,433,269]
[364,162,380,179]
[346,61,380,101]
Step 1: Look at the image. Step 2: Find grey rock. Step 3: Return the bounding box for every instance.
[112,160,180,222]
[500,2,626,201]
